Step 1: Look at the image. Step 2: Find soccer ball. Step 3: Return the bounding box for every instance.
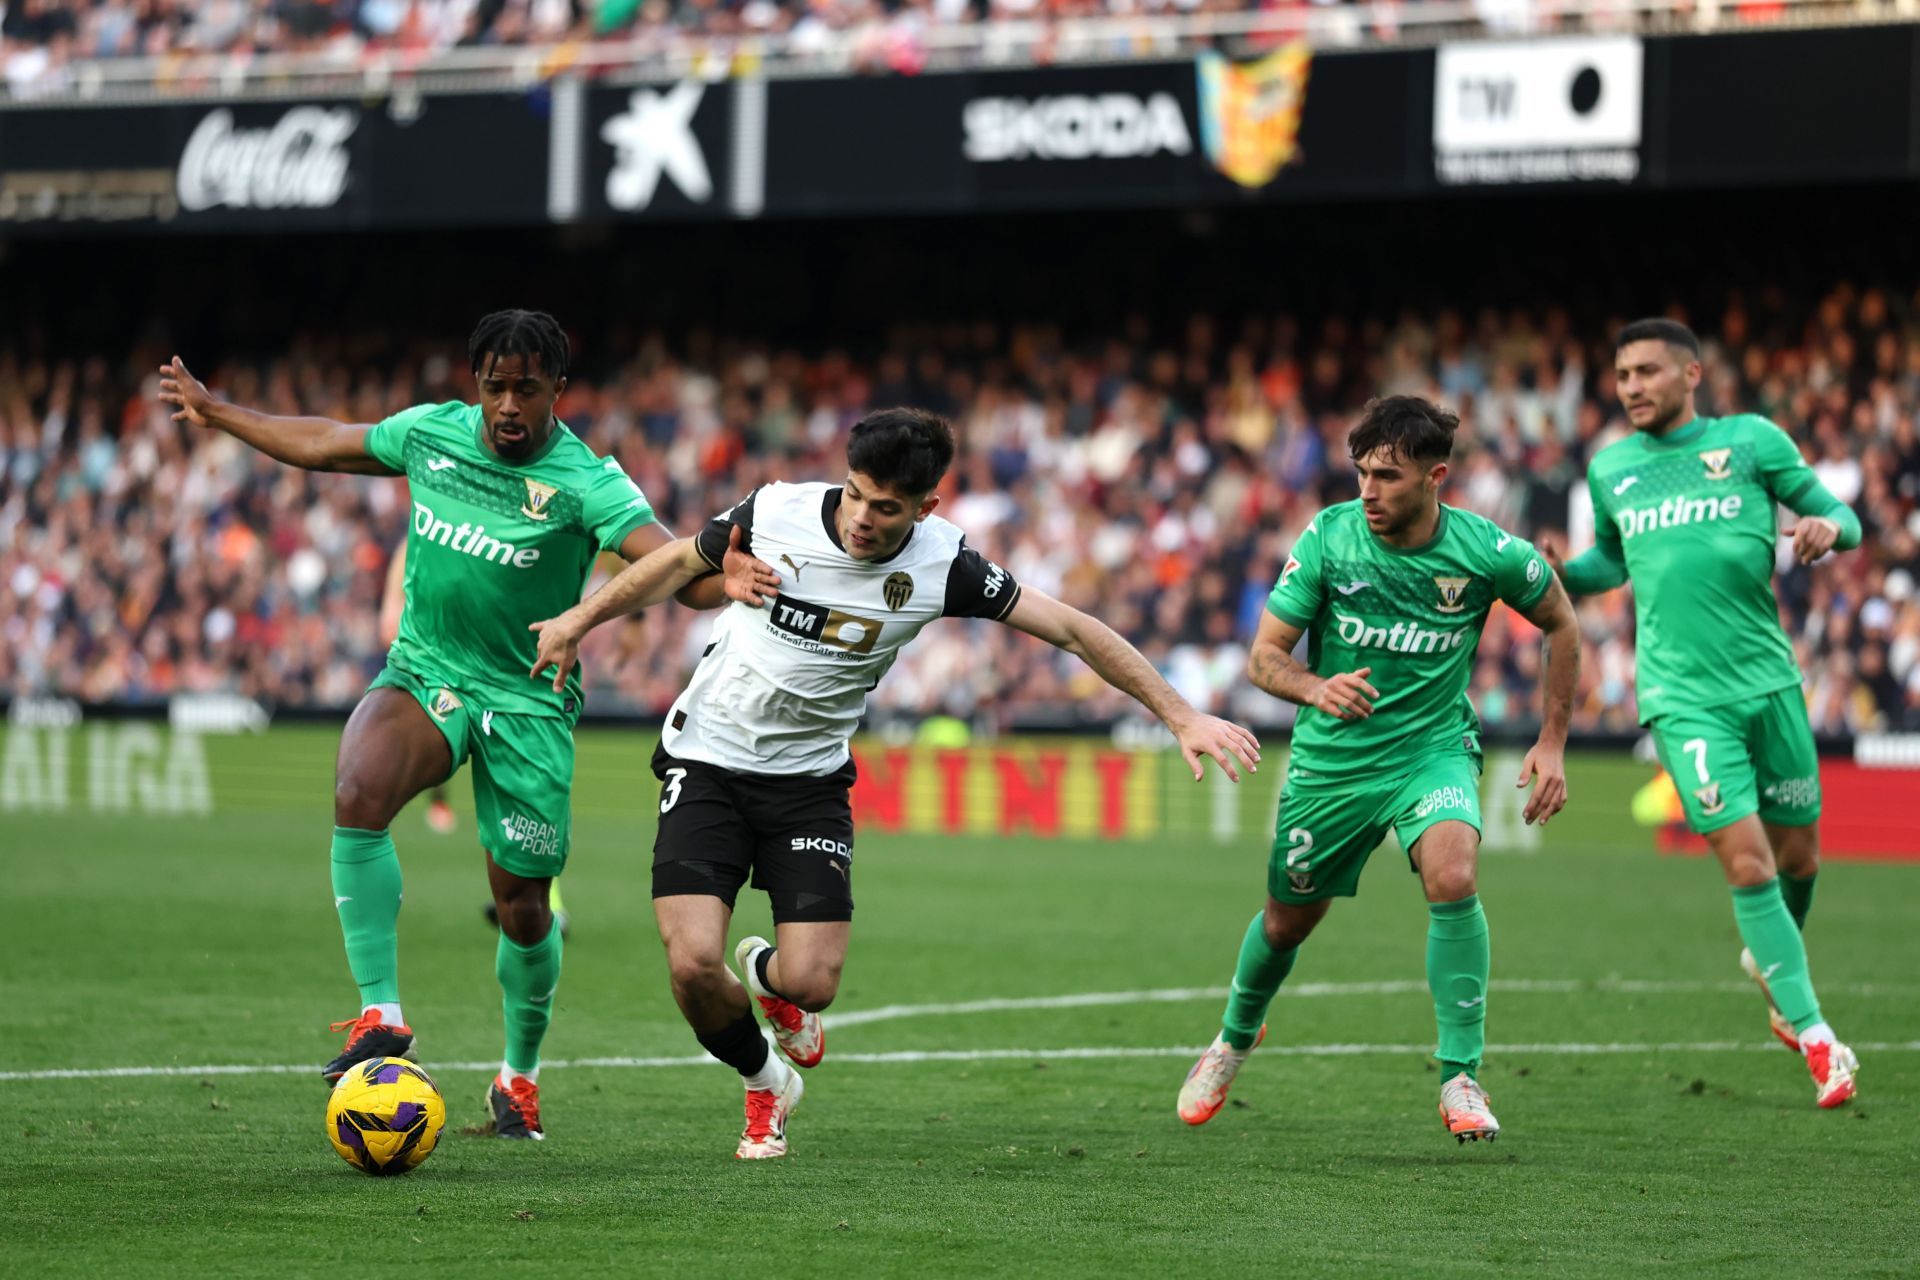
[325,1057,447,1176]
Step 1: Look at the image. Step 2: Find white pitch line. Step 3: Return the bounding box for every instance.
[5,977,1914,1083]
[819,977,1911,1030]
[6,1041,1920,1082]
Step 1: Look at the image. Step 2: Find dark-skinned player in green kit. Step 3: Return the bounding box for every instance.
[158,309,768,1139]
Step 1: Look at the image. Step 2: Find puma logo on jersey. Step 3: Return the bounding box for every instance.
[1334,581,1370,596]
[780,554,805,581]
[1612,475,1640,496]
[427,458,457,472]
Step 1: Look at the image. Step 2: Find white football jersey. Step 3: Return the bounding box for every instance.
[661,482,1021,776]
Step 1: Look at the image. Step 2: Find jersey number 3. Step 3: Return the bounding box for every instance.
[660,768,688,814]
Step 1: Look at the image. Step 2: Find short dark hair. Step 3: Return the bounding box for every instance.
[847,407,956,496]
[468,309,570,381]
[1348,395,1459,467]
[1615,317,1700,360]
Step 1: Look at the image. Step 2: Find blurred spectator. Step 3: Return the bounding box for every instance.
[0,0,1841,97]
[3,278,1918,737]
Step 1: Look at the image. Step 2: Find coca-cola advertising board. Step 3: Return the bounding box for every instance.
[0,90,551,232]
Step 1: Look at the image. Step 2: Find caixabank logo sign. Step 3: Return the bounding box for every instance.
[1433,37,1643,186]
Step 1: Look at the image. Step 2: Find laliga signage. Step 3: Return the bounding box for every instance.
[176,106,357,212]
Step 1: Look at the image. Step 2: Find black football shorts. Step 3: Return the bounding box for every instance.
[650,742,857,923]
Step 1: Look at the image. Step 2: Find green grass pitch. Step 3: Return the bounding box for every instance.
[1,725,1914,1277]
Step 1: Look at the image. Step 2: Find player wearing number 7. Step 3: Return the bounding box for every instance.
[1547,319,1863,1108]
[1178,396,1580,1143]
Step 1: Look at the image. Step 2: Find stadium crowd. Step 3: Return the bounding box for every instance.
[3,281,1920,736]
[0,0,1787,96]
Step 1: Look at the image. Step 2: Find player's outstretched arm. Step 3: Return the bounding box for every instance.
[617,522,776,610]
[1515,577,1579,826]
[1000,588,1261,782]
[156,356,396,476]
[1246,611,1378,721]
[528,535,709,691]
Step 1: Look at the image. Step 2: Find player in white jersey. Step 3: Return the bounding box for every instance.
[529,408,1263,1160]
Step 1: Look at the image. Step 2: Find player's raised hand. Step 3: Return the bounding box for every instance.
[527,612,586,692]
[721,524,782,607]
[1783,517,1841,565]
[156,356,213,428]
[1534,532,1568,579]
[1309,667,1377,720]
[1171,714,1262,783]
[1517,740,1568,825]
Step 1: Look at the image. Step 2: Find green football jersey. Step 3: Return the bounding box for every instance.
[1266,501,1551,778]
[365,401,657,716]
[1570,414,1860,723]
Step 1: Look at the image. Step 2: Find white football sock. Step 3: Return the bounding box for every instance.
[743,1052,791,1093]
[501,1062,539,1085]
[1798,1021,1836,1050]
[741,944,775,1000]
[364,1002,404,1026]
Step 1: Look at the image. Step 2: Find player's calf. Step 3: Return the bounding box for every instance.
[736,936,826,1069]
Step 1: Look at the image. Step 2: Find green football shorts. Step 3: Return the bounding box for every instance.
[369,665,576,877]
[1269,752,1483,904]
[1648,687,1821,835]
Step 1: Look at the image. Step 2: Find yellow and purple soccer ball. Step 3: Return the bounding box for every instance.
[325,1057,446,1176]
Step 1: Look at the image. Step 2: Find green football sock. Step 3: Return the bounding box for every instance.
[1779,872,1817,932]
[330,826,403,1008]
[497,918,564,1075]
[1221,912,1297,1052]
[1427,896,1489,1078]
[1732,880,1822,1032]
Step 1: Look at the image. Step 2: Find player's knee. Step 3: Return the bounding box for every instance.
[333,773,395,829]
[496,896,552,946]
[1424,863,1478,903]
[1774,829,1820,878]
[665,951,730,1002]
[779,966,841,1013]
[1261,903,1319,951]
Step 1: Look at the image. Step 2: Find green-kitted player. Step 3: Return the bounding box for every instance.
[157,310,755,1139]
[1179,396,1580,1143]
[1551,318,1862,1108]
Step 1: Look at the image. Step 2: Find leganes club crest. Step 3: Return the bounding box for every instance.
[428,687,463,723]
[1694,781,1725,816]
[522,479,558,521]
[1699,448,1733,481]
[1433,576,1471,614]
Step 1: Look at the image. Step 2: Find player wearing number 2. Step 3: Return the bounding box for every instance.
[1548,319,1863,1108]
[1177,396,1581,1142]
